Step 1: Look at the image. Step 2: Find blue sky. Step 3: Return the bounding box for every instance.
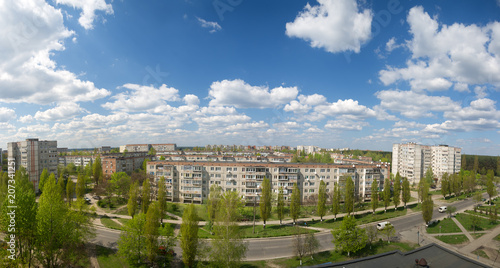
[1,0,500,154]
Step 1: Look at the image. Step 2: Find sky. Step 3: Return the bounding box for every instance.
[1,0,500,154]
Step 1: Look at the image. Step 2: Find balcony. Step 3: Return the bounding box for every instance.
[278,167,298,174]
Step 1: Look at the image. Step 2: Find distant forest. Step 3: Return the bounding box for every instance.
[461,154,500,176]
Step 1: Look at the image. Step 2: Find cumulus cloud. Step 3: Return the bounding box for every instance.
[103,84,181,112]
[55,0,113,30]
[385,37,401,52]
[284,94,327,114]
[34,102,87,121]
[196,17,221,33]
[313,99,376,120]
[208,79,298,108]
[379,6,500,91]
[285,0,373,53]
[325,119,369,131]
[0,107,16,122]
[0,0,111,105]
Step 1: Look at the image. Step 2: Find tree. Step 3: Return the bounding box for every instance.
[93,155,103,185]
[421,195,434,225]
[471,214,481,234]
[66,179,75,206]
[473,155,479,173]
[181,203,199,267]
[380,224,395,243]
[441,173,450,199]
[293,227,319,265]
[452,173,462,197]
[144,202,160,264]
[425,167,434,186]
[148,147,156,156]
[418,179,429,203]
[447,206,456,218]
[109,172,131,199]
[344,176,354,215]
[393,173,401,210]
[259,177,272,228]
[382,178,391,213]
[276,186,285,225]
[118,213,147,265]
[486,170,497,205]
[290,183,301,224]
[209,190,247,268]
[331,216,367,256]
[332,183,340,221]
[371,179,379,214]
[402,177,411,209]
[142,178,151,213]
[317,180,327,221]
[127,181,139,218]
[207,185,222,230]
[57,174,66,200]
[365,226,378,249]
[38,168,49,193]
[157,177,167,224]
[75,174,85,200]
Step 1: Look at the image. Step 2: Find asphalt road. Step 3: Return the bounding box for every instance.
[91,191,493,261]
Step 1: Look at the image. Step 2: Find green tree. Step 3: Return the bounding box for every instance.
[486,170,497,205]
[127,181,139,218]
[38,168,49,193]
[332,183,341,221]
[447,206,456,218]
[180,203,199,267]
[207,185,222,229]
[418,179,429,203]
[452,173,462,197]
[144,202,160,263]
[276,186,285,225]
[157,176,167,224]
[317,180,327,221]
[380,224,395,243]
[293,227,319,264]
[109,172,131,199]
[66,179,75,206]
[118,213,147,265]
[93,155,103,185]
[402,177,411,209]
[75,174,85,200]
[471,214,481,234]
[209,190,247,268]
[393,174,401,210]
[148,147,156,156]
[441,173,450,199]
[371,179,379,214]
[344,176,354,215]
[331,216,367,256]
[473,155,479,173]
[57,174,66,200]
[382,178,391,213]
[421,195,434,225]
[290,183,301,224]
[425,167,434,186]
[259,177,272,228]
[365,226,378,249]
[142,178,151,213]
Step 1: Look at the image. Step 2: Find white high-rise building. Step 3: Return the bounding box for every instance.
[392,142,461,184]
[8,138,58,192]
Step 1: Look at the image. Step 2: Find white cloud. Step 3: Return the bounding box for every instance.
[103,84,181,112]
[453,82,469,92]
[34,102,87,121]
[305,127,324,133]
[18,115,33,123]
[196,17,221,33]
[285,0,373,53]
[208,79,298,108]
[325,119,368,131]
[0,107,16,122]
[474,86,488,99]
[444,98,500,121]
[376,90,460,118]
[0,0,111,105]
[313,99,376,120]
[225,121,269,131]
[385,37,401,52]
[379,6,500,91]
[284,94,327,114]
[55,0,114,30]
[183,94,200,106]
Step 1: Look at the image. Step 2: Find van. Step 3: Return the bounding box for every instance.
[377,221,391,230]
[438,206,447,213]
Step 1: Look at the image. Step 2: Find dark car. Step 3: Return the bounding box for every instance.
[93,195,101,200]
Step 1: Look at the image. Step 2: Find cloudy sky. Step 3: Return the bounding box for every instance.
[1,0,500,154]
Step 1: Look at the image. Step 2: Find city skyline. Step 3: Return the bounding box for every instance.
[1,0,500,155]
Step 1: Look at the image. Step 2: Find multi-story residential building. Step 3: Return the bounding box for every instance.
[59,155,96,167]
[120,143,177,153]
[296,145,320,155]
[8,138,58,192]
[392,142,461,184]
[146,160,389,204]
[101,152,150,177]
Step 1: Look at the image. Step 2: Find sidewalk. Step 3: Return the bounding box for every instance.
[451,217,474,242]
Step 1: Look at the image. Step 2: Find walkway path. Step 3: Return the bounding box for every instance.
[451,217,474,242]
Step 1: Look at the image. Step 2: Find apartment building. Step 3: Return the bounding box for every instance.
[8,138,58,192]
[58,155,96,167]
[119,143,177,153]
[101,152,150,177]
[146,160,389,204]
[296,145,320,155]
[392,142,461,184]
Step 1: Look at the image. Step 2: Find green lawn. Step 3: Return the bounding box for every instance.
[197,224,318,239]
[96,245,131,268]
[97,197,128,212]
[436,235,469,245]
[100,217,123,230]
[495,233,500,242]
[426,218,461,234]
[455,213,500,232]
[471,233,485,239]
[306,207,407,229]
[472,249,489,259]
[117,218,129,226]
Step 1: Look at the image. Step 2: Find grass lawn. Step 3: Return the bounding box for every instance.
[97,197,128,212]
[96,245,130,268]
[306,207,407,229]
[472,249,489,259]
[197,224,318,239]
[117,218,129,226]
[426,218,461,233]
[471,233,485,239]
[455,213,500,232]
[408,203,422,212]
[100,217,123,231]
[436,235,469,245]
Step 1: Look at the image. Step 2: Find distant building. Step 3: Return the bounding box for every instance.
[119,143,177,153]
[8,138,58,192]
[392,142,461,184]
[296,145,320,155]
[101,152,150,177]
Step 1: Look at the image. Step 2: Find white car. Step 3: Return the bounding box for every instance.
[438,206,447,213]
[377,221,391,230]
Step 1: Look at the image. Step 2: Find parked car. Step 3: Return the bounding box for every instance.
[377,221,391,230]
[93,195,101,200]
[84,197,91,203]
[438,206,447,213]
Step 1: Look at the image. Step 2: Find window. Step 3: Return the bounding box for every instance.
[305,169,309,172]
[320,169,325,172]
[310,169,315,172]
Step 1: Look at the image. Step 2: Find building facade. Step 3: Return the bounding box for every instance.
[120,143,177,153]
[8,138,58,192]
[101,152,150,177]
[392,142,461,184]
[146,160,389,204]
